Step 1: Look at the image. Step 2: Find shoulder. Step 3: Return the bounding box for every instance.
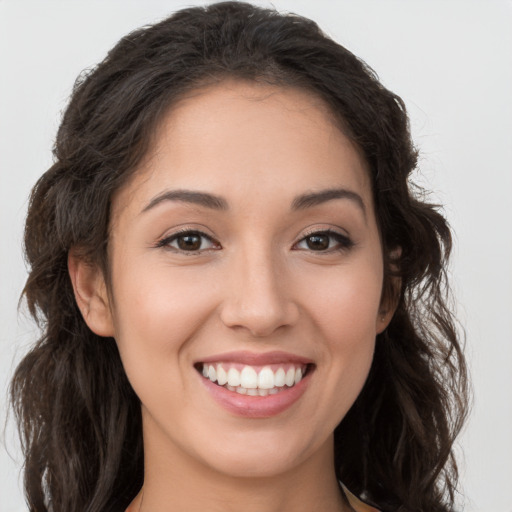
[342,484,381,512]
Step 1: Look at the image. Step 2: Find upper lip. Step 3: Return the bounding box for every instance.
[196,350,314,366]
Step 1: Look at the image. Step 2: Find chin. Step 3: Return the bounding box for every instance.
[195,427,327,480]
[207,450,302,479]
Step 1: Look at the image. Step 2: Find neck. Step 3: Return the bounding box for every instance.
[129,422,350,512]
[131,469,349,512]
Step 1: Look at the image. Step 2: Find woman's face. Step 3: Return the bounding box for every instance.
[103,81,390,478]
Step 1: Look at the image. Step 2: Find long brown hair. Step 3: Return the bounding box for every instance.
[10,2,469,511]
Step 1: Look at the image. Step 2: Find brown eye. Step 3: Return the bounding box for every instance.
[295,230,354,252]
[305,234,330,251]
[157,230,219,253]
[177,233,202,251]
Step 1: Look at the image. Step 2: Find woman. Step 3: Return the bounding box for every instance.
[10,2,469,511]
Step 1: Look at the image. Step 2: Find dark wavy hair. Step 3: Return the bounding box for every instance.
[10,2,468,511]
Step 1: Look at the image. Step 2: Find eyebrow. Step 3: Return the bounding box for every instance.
[141,190,229,213]
[291,188,366,217]
[141,187,366,217]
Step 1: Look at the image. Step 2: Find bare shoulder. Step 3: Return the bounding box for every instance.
[342,485,381,512]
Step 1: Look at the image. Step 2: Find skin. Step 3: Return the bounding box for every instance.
[70,80,393,512]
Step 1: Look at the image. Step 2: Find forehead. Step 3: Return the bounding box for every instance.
[112,80,372,218]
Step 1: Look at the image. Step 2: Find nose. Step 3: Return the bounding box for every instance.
[219,249,300,338]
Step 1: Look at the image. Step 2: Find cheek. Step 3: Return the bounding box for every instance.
[299,257,382,417]
[316,278,379,374]
[109,263,218,384]
[303,255,383,339]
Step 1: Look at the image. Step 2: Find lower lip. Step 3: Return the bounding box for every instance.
[199,370,312,418]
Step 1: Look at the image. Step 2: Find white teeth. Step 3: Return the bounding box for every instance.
[274,368,286,387]
[285,368,295,387]
[201,362,309,394]
[216,365,228,386]
[227,367,241,387]
[257,366,274,389]
[240,366,258,389]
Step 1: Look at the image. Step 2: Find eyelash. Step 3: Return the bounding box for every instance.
[155,229,219,254]
[295,229,354,253]
[155,228,354,254]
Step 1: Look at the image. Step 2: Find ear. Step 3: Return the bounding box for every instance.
[376,247,402,334]
[68,250,115,337]
[375,302,397,334]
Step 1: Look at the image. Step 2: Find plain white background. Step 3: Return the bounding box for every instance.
[1,1,511,511]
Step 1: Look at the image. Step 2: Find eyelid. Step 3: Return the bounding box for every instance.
[293,227,354,252]
[300,226,350,239]
[154,225,353,254]
[155,227,221,253]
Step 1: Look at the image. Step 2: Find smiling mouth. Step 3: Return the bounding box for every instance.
[195,362,314,397]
